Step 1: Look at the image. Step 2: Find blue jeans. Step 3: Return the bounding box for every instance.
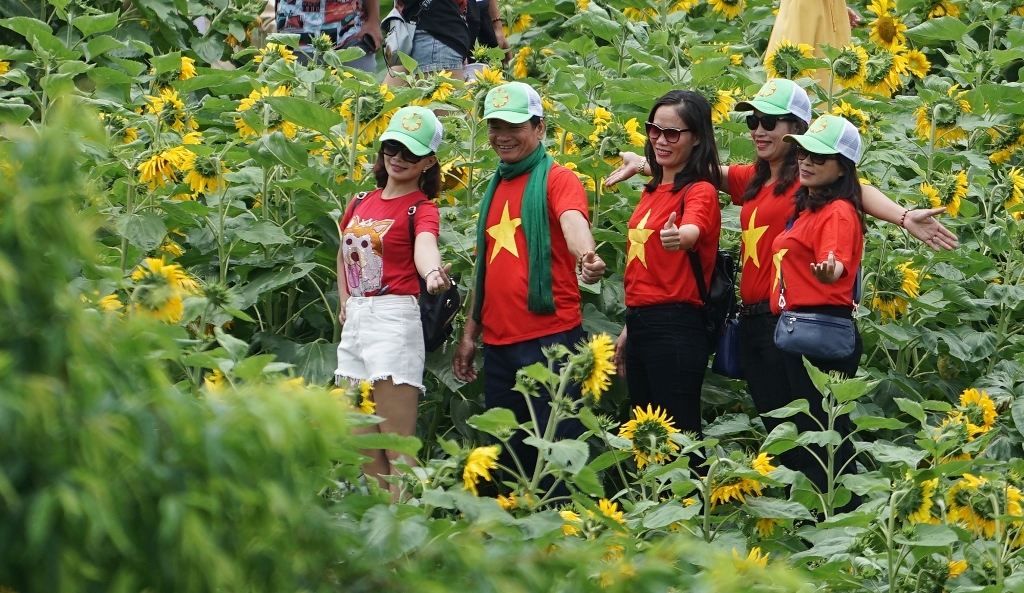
[624,303,711,435]
[409,29,464,73]
[483,325,587,490]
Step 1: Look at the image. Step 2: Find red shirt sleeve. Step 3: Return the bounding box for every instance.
[547,164,590,222]
[413,200,441,237]
[727,164,755,206]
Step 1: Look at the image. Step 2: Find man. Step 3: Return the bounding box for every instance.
[274,0,382,70]
[453,82,606,488]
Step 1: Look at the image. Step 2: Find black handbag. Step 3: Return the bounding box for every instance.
[408,202,461,352]
[772,268,856,361]
[711,314,743,378]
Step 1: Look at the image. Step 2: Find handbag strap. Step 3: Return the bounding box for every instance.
[674,184,708,306]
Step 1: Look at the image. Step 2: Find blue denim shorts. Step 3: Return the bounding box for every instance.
[410,29,464,73]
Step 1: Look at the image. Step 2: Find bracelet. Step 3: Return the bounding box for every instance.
[638,157,647,176]
[898,209,909,228]
[426,266,442,278]
[492,17,503,23]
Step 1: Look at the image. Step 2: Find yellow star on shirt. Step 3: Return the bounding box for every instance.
[627,209,656,268]
[741,207,769,268]
[487,202,522,263]
[772,248,789,292]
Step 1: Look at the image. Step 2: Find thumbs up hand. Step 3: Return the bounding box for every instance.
[660,212,681,250]
[579,250,605,284]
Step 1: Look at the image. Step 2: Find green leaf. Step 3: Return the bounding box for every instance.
[831,377,871,403]
[215,327,250,362]
[852,416,907,431]
[115,211,166,251]
[641,501,701,529]
[250,131,308,170]
[761,399,809,418]
[236,264,316,309]
[523,437,589,475]
[266,96,345,138]
[893,523,958,547]
[231,354,279,381]
[577,405,602,434]
[514,511,565,539]
[350,433,422,457]
[235,220,293,246]
[0,101,34,124]
[905,17,968,44]
[85,35,126,60]
[860,441,929,467]
[467,407,520,436]
[1011,397,1024,440]
[191,36,225,64]
[895,398,926,424]
[742,496,815,520]
[569,465,604,497]
[152,52,183,75]
[73,12,119,37]
[803,357,829,396]
[587,449,631,473]
[762,423,799,455]
[40,73,76,100]
[795,429,841,447]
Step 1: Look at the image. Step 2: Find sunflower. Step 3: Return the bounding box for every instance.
[894,474,938,523]
[598,498,627,525]
[618,404,681,469]
[462,445,500,495]
[861,45,908,97]
[576,0,589,10]
[513,46,533,79]
[754,517,781,537]
[159,240,184,257]
[236,86,297,139]
[913,85,972,146]
[710,455,773,506]
[732,547,769,570]
[622,6,657,20]
[832,45,869,90]
[904,48,931,78]
[98,293,124,312]
[511,14,532,33]
[920,169,968,217]
[130,257,201,323]
[932,411,973,462]
[750,452,777,476]
[697,86,737,124]
[588,106,613,134]
[948,559,968,578]
[137,151,178,189]
[358,380,376,414]
[183,155,228,195]
[764,38,815,80]
[179,55,196,80]
[988,122,1024,164]
[707,0,742,19]
[0,60,9,75]
[145,87,194,133]
[568,333,616,400]
[926,0,959,18]
[496,492,518,510]
[947,474,1022,539]
[831,101,869,133]
[1003,167,1024,220]
[427,70,457,102]
[475,65,505,85]
[254,42,297,65]
[958,388,997,437]
[623,118,647,147]
[871,262,920,319]
[204,369,226,391]
[564,162,597,191]
[560,509,583,536]
[867,0,908,50]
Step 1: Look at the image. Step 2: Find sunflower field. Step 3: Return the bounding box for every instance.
[2,0,1024,590]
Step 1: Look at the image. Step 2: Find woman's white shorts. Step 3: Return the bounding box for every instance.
[336,294,425,391]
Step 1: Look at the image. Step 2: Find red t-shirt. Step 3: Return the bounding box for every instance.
[624,181,721,308]
[770,199,863,313]
[480,164,588,345]
[727,164,799,305]
[339,189,440,297]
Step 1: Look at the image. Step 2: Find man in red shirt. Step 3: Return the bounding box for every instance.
[453,82,605,491]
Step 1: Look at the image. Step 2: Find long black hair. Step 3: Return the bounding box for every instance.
[372,147,441,200]
[793,155,867,232]
[643,90,722,193]
[739,117,809,203]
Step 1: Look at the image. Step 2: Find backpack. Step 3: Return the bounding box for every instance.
[345,193,461,352]
[678,185,738,353]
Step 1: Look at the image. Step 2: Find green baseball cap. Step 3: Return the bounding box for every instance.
[735,78,812,123]
[783,114,863,162]
[379,106,443,156]
[483,82,544,123]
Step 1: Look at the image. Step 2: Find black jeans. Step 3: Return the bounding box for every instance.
[624,303,711,435]
[483,325,587,491]
[739,305,861,509]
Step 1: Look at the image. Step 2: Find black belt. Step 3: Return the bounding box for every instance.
[739,300,773,316]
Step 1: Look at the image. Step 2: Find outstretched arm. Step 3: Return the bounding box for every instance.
[861,184,958,251]
[606,151,731,192]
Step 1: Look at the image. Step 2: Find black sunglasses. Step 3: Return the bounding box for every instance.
[380,139,424,163]
[745,113,798,132]
[645,121,691,144]
[795,146,838,165]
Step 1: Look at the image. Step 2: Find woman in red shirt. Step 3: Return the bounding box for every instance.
[612,90,722,434]
[772,114,866,511]
[335,106,451,499]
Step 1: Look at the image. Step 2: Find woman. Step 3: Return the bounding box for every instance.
[772,114,866,510]
[384,0,470,84]
[335,105,451,499]
[607,79,955,435]
[613,90,722,435]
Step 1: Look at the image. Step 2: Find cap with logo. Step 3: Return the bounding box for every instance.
[734,78,812,124]
[379,106,443,156]
[483,82,544,123]
[783,114,863,162]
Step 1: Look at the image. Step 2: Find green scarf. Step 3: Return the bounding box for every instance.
[472,143,554,323]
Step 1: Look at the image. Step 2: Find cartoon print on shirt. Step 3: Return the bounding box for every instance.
[342,215,395,296]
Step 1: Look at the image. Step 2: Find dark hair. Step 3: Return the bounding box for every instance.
[793,155,867,232]
[643,90,722,193]
[372,147,441,200]
[739,117,809,203]
[486,115,543,128]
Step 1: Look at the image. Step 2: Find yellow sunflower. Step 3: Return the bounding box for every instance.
[462,445,500,495]
[697,86,738,124]
[513,46,532,79]
[764,38,815,80]
[183,155,228,195]
[894,474,938,524]
[358,380,376,414]
[989,122,1024,164]
[623,118,647,147]
[254,42,297,65]
[204,369,226,391]
[137,151,178,189]
[179,55,196,80]
[618,404,681,469]
[130,257,201,323]
[145,87,194,133]
[832,45,869,90]
[904,48,931,78]
[948,559,968,578]
[598,498,627,525]
[832,101,869,133]
[732,547,769,569]
[511,14,532,33]
[707,0,743,19]
[98,293,124,312]
[921,169,967,217]
[428,70,457,102]
[1004,167,1024,219]
[236,86,297,139]
[871,262,920,319]
[861,45,909,97]
[496,492,518,510]
[867,0,908,51]
[754,517,781,537]
[560,509,583,536]
[569,333,616,400]
[926,0,959,18]
[913,85,972,146]
[0,60,9,75]
[622,6,657,20]
[159,240,184,257]
[958,388,997,436]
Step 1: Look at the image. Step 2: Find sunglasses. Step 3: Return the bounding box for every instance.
[645,121,691,144]
[381,140,424,163]
[745,113,798,132]
[795,146,838,165]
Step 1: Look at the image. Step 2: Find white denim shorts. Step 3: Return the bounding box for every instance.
[336,294,425,391]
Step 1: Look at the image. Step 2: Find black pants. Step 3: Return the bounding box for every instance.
[739,305,861,509]
[624,303,711,435]
[483,325,587,491]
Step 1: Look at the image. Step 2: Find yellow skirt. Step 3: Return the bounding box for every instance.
[765,0,851,86]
